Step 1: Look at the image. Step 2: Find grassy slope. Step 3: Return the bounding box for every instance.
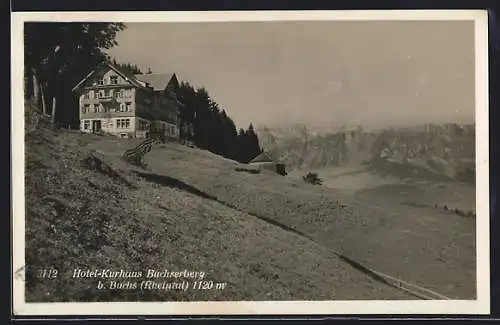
[143,147,475,300]
[26,128,415,302]
[93,136,475,299]
[289,165,476,213]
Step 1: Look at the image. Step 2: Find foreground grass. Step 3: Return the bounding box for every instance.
[25,128,413,302]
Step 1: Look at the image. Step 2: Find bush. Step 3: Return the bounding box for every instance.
[234,167,261,174]
[303,172,323,185]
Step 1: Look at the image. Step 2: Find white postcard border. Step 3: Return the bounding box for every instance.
[11,10,490,316]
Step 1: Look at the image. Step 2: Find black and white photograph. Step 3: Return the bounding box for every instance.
[12,10,489,315]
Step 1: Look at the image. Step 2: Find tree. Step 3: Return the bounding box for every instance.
[192,87,212,149]
[246,123,263,159]
[113,61,142,75]
[24,22,126,126]
[237,128,248,162]
[175,80,263,163]
[177,82,197,142]
[236,123,263,163]
[219,110,239,160]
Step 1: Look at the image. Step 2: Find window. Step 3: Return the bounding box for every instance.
[118,102,132,112]
[83,120,90,130]
[89,90,94,99]
[139,120,149,131]
[98,78,105,85]
[117,119,130,129]
[82,104,90,114]
[96,104,104,113]
[117,89,133,99]
[110,76,118,85]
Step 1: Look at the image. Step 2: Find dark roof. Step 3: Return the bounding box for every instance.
[134,73,175,91]
[249,151,274,163]
[71,62,149,92]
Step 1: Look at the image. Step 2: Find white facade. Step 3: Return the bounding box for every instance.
[75,64,182,140]
[80,116,179,139]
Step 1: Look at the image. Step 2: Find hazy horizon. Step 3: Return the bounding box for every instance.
[106,20,475,130]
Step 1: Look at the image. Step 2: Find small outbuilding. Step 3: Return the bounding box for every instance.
[249,151,287,176]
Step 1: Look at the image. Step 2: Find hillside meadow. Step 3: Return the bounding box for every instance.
[24,117,475,301]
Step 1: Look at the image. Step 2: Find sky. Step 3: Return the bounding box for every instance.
[106,20,475,130]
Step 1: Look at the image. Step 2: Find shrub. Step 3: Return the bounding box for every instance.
[303,172,323,185]
[234,167,261,174]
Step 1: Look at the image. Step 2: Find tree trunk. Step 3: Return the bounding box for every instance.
[51,96,57,126]
[40,83,47,115]
[32,68,40,106]
[24,66,32,99]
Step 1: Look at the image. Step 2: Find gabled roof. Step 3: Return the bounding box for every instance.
[71,62,150,92]
[134,73,175,92]
[249,151,274,163]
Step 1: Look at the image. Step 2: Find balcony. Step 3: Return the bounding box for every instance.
[81,95,133,105]
[96,95,114,102]
[80,111,135,119]
[116,94,134,102]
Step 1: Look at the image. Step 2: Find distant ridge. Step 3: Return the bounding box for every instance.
[257,123,475,183]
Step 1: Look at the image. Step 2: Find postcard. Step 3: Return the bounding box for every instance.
[11,10,490,316]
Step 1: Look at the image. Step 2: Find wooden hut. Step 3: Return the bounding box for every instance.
[249,151,287,176]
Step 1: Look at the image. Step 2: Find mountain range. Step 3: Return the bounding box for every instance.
[256,123,475,184]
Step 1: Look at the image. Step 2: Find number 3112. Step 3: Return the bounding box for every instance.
[37,269,58,279]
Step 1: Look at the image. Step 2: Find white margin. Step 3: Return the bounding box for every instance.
[11,10,490,316]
